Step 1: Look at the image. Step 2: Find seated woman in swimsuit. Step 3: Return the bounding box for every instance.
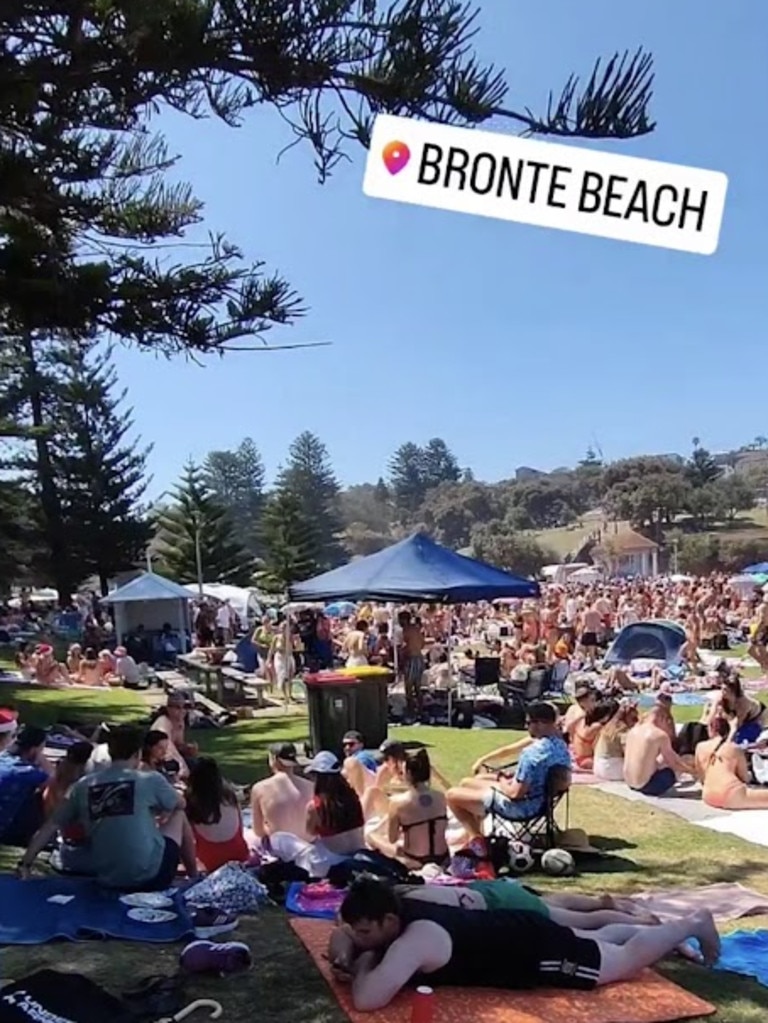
[75,648,104,686]
[367,749,449,869]
[571,700,618,771]
[593,700,638,781]
[270,751,365,878]
[185,756,249,872]
[706,675,765,746]
[695,716,768,810]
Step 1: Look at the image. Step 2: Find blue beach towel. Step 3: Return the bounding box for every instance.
[0,875,193,945]
[690,929,768,987]
[715,929,768,987]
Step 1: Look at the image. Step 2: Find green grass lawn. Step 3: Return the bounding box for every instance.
[4,684,768,1021]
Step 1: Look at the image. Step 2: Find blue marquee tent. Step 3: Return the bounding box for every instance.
[742,563,768,576]
[289,533,540,604]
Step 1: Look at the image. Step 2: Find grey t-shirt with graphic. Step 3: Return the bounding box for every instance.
[55,765,179,888]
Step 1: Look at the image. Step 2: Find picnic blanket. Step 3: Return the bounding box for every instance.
[0,875,193,944]
[290,917,715,1023]
[630,883,768,923]
[711,928,768,987]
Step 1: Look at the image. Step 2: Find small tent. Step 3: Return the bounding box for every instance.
[101,572,192,652]
[604,620,686,667]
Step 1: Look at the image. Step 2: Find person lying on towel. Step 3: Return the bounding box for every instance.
[327,876,721,1011]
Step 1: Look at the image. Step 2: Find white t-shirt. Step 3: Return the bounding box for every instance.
[116,654,139,685]
[564,598,578,624]
[216,605,233,629]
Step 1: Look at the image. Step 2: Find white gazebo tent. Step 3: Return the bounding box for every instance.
[101,572,192,653]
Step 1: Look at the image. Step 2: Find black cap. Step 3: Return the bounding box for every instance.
[269,742,307,766]
[342,730,364,745]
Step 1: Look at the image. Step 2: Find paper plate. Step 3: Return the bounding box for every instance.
[126,907,178,924]
[120,892,174,909]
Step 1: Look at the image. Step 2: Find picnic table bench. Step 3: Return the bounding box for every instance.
[220,667,270,709]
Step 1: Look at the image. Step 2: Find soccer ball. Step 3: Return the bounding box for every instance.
[541,847,576,877]
[508,840,534,874]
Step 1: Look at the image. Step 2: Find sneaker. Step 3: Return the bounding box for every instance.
[191,907,239,939]
[180,939,252,974]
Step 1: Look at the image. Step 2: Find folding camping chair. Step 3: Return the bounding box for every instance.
[498,664,549,727]
[484,764,571,850]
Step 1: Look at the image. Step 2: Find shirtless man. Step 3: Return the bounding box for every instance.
[579,604,602,664]
[250,742,313,841]
[398,611,425,711]
[749,599,768,671]
[327,877,720,1011]
[623,706,691,796]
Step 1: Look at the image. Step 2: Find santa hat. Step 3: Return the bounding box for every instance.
[0,709,18,735]
[36,644,53,655]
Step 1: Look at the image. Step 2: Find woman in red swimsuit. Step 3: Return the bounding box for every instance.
[185,757,249,872]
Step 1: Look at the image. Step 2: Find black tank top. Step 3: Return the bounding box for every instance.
[399,900,549,988]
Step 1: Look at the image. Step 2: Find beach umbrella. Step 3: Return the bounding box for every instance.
[325,601,357,618]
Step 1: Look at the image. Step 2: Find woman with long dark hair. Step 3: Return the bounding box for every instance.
[269,751,364,878]
[185,757,249,871]
[368,748,448,868]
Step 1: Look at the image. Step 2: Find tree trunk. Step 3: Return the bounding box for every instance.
[21,333,72,604]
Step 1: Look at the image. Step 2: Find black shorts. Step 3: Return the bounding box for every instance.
[536,919,602,990]
[581,632,598,648]
[132,837,180,892]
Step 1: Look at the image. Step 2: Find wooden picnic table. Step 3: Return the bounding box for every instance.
[176,652,225,703]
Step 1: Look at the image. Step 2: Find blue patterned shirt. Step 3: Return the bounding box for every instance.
[0,752,48,840]
[513,734,571,815]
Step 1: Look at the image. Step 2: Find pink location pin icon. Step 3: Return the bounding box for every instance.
[382,141,411,175]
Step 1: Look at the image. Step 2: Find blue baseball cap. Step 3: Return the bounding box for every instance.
[304,750,342,775]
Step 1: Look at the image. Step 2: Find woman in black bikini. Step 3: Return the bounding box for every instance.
[367,749,449,868]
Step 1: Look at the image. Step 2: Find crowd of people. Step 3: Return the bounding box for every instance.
[2,569,768,1008]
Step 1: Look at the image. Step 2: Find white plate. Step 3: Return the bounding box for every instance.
[126,907,178,924]
[120,892,174,909]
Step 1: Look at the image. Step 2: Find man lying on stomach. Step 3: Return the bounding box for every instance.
[328,877,720,1012]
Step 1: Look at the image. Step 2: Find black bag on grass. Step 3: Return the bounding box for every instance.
[0,969,185,1023]
[0,970,134,1023]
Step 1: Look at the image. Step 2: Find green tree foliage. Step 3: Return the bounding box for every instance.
[154,462,252,585]
[338,482,395,557]
[0,5,655,358]
[0,335,78,598]
[0,481,42,592]
[419,481,503,550]
[50,344,152,595]
[471,523,553,577]
[389,438,462,518]
[259,489,319,593]
[277,432,343,570]
[687,438,722,489]
[203,438,266,557]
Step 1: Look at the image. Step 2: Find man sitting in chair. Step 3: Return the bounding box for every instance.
[446,702,570,840]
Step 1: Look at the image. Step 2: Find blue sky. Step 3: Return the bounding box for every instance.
[112,1,767,496]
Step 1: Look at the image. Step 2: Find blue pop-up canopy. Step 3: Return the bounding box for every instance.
[742,563,768,576]
[289,533,540,604]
